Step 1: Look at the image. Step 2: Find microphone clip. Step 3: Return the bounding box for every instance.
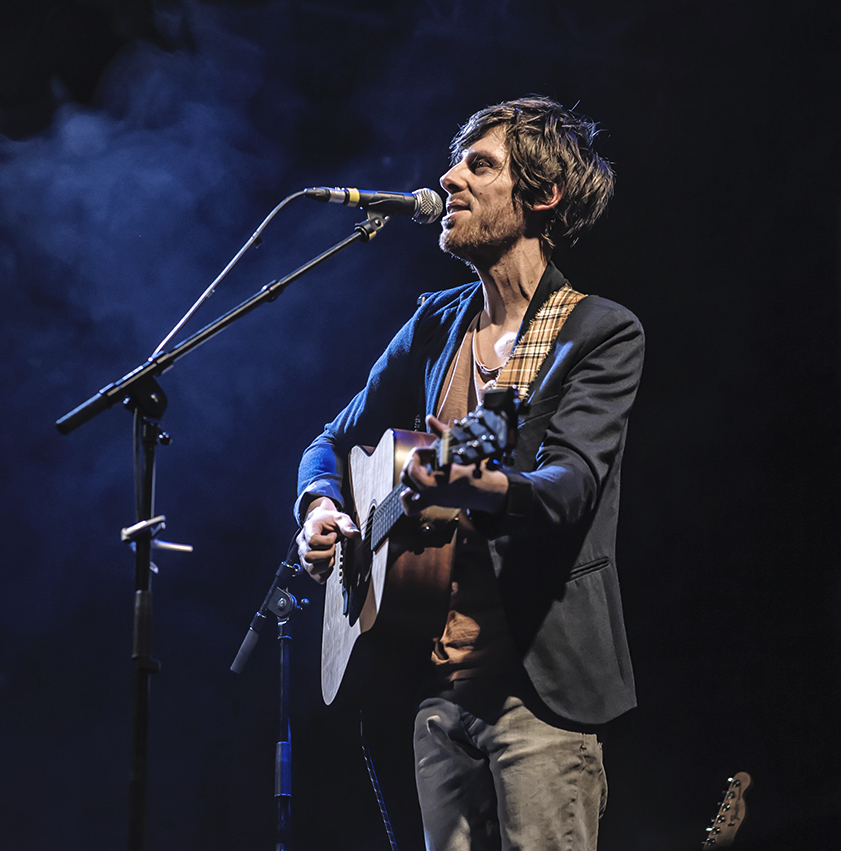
[355,209,390,241]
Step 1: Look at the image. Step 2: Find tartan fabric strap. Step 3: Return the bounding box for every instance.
[494,284,587,399]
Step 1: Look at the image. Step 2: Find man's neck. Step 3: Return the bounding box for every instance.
[474,239,550,331]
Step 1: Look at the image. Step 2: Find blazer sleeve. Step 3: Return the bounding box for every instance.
[472,298,645,538]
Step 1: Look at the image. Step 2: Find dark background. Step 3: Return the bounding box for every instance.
[1,1,839,849]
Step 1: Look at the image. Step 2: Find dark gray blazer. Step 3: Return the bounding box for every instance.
[297,262,644,725]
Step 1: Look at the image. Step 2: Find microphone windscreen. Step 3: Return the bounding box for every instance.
[412,188,444,224]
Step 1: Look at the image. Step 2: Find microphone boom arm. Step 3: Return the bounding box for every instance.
[56,210,390,435]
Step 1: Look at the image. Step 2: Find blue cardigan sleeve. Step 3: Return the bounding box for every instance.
[294,324,420,521]
[293,285,471,523]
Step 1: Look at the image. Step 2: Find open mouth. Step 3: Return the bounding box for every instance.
[446,201,469,215]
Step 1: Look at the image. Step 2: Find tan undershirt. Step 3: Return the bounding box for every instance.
[431,315,519,680]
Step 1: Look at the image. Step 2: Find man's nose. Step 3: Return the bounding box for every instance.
[440,162,466,193]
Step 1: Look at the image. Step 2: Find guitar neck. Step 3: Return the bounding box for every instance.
[359,389,522,556]
[367,429,448,553]
[369,482,407,553]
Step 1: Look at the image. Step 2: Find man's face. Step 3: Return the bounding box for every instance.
[438,127,525,266]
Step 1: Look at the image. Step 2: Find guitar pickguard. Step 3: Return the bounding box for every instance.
[339,506,375,627]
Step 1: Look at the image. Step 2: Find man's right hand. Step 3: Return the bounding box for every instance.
[296,497,360,584]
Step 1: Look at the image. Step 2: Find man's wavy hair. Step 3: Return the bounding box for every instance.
[450,96,615,248]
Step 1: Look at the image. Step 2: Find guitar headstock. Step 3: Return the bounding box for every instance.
[437,387,522,469]
[702,772,752,848]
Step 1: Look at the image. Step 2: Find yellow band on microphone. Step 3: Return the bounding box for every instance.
[347,188,360,205]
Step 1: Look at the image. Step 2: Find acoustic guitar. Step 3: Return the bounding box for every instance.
[320,388,521,704]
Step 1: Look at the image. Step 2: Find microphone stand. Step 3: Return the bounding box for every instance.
[231,558,308,851]
[119,390,193,851]
[56,209,391,851]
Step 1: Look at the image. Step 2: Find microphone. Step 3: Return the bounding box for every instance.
[304,186,443,224]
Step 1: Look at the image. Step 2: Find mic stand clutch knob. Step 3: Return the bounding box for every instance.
[230,561,308,675]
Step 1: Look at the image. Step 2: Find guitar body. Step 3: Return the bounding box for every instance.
[318,388,522,705]
[321,429,458,705]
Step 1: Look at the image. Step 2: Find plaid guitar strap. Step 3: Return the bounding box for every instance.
[494,284,587,400]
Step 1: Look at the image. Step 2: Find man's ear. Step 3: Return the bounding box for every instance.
[531,184,563,212]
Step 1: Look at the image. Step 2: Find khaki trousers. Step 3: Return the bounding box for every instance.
[413,679,607,851]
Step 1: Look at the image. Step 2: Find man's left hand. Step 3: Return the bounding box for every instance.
[399,414,509,515]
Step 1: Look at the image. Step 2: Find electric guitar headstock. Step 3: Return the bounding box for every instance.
[702,772,752,848]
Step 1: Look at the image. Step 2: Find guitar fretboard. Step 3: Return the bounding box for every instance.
[369,483,405,553]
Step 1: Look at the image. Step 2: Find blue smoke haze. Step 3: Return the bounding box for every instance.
[1,1,839,849]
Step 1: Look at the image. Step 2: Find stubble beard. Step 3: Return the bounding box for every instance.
[438,204,525,268]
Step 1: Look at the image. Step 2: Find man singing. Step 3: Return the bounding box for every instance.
[295,95,644,851]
